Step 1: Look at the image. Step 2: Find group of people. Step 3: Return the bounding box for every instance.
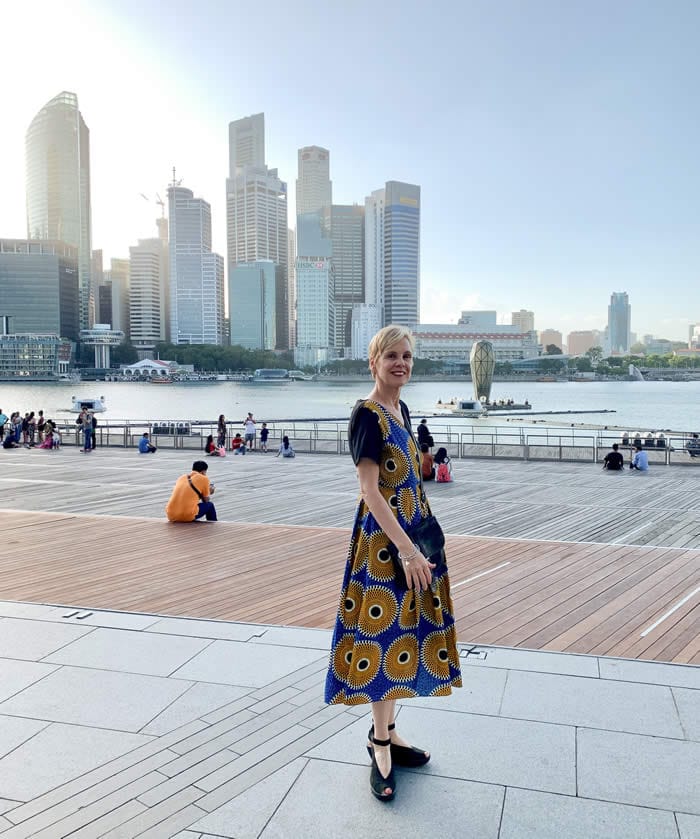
[415,418,454,482]
[603,442,650,471]
[0,408,62,450]
[204,413,294,458]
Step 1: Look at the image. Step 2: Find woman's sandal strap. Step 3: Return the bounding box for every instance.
[371,735,391,747]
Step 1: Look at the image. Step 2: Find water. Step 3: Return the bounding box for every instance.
[0,379,698,433]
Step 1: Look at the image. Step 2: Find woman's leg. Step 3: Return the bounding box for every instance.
[370,699,395,795]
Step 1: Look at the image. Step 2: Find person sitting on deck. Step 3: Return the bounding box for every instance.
[231,433,246,455]
[434,447,454,482]
[276,435,296,458]
[165,460,217,522]
[138,432,157,454]
[602,443,624,471]
[686,433,700,458]
[630,444,649,471]
[420,443,435,480]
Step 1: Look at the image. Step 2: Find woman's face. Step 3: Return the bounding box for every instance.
[370,338,413,388]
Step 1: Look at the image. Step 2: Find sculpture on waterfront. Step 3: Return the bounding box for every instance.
[470,340,496,402]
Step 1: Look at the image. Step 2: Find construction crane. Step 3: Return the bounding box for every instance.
[139,192,166,218]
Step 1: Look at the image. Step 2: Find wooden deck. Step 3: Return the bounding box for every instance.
[2,510,698,664]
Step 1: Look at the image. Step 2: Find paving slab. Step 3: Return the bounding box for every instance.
[188,756,307,838]
[578,727,700,814]
[0,665,192,732]
[145,618,268,642]
[47,608,161,630]
[0,660,57,704]
[673,687,700,741]
[0,722,150,801]
[309,706,576,795]
[250,626,333,650]
[43,627,212,677]
[0,800,22,816]
[405,665,507,716]
[460,645,600,677]
[677,812,700,839]
[171,640,326,688]
[141,683,251,736]
[0,715,48,762]
[599,657,700,689]
[500,669,684,738]
[499,787,679,839]
[260,758,504,839]
[0,618,94,661]
[0,602,60,621]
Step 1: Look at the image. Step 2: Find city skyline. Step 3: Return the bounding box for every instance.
[2,1,699,340]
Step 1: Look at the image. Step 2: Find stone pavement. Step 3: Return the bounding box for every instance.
[0,599,698,838]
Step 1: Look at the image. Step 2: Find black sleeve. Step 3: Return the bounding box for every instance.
[348,405,382,465]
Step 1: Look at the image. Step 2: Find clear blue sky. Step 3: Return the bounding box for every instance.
[2,0,699,340]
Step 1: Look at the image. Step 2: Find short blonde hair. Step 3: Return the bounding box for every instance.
[367,324,415,368]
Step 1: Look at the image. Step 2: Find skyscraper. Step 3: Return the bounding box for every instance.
[288,228,296,348]
[26,91,93,329]
[229,113,265,175]
[0,239,79,341]
[608,292,631,354]
[129,235,169,357]
[364,188,385,317]
[384,181,420,327]
[226,114,288,349]
[229,260,281,350]
[326,204,365,352]
[103,258,130,337]
[296,146,331,218]
[168,186,224,345]
[511,310,535,333]
[364,182,420,328]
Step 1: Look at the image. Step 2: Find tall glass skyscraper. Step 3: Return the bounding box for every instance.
[25,92,93,330]
[364,182,420,328]
[226,113,288,349]
[168,186,224,345]
[384,181,420,327]
[608,291,631,354]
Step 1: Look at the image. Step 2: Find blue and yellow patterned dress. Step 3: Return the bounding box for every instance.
[324,399,462,705]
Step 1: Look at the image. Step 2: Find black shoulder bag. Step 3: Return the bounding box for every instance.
[187,474,204,501]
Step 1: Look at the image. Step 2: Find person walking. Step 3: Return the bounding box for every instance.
[324,324,462,803]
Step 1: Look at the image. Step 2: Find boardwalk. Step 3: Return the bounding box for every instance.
[0,449,698,663]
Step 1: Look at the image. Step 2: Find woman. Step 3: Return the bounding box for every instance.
[204,434,224,456]
[324,324,461,803]
[276,435,295,458]
[216,415,227,448]
[434,447,454,482]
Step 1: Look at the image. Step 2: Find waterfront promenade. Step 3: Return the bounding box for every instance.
[0,449,697,837]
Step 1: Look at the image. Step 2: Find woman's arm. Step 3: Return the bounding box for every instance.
[356,458,434,592]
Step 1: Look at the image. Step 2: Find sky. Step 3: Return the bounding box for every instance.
[1,0,699,341]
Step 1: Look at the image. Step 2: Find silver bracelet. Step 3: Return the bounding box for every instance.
[398,546,420,563]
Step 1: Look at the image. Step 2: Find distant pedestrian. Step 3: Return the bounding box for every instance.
[434,447,454,482]
[420,443,435,480]
[217,414,227,448]
[231,432,246,455]
[0,409,7,442]
[630,444,649,471]
[260,422,269,452]
[138,432,157,454]
[78,408,93,452]
[686,433,700,458]
[244,412,256,451]
[603,443,624,471]
[37,410,46,443]
[276,435,295,458]
[417,418,433,450]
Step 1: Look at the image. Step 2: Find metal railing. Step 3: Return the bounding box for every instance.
[37,418,700,466]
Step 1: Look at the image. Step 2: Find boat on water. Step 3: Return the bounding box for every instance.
[436,398,488,417]
[66,395,107,413]
[150,376,173,384]
[246,368,291,384]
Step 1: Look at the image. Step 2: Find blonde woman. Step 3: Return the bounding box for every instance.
[324,324,462,802]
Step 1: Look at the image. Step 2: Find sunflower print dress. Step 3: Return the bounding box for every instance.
[324,399,462,705]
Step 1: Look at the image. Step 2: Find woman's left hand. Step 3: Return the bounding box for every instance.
[404,553,435,592]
